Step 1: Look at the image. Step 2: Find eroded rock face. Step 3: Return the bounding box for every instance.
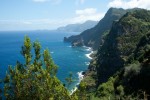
[72,41,83,47]
[64,37,68,42]
[71,38,84,47]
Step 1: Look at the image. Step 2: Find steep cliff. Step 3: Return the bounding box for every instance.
[95,9,150,99]
[96,9,150,84]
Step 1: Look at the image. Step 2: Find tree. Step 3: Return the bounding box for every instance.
[73,81,88,100]
[65,72,73,88]
[3,36,71,100]
[96,77,115,100]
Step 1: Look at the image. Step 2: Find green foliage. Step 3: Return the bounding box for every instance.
[96,8,150,82]
[96,77,115,99]
[134,33,150,63]
[78,81,87,100]
[124,63,140,78]
[94,9,150,99]
[116,85,124,97]
[65,72,73,88]
[116,10,150,56]
[3,36,71,100]
[21,36,32,65]
[72,81,89,100]
[102,30,109,38]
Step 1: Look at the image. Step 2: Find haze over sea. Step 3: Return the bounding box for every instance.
[0,30,92,91]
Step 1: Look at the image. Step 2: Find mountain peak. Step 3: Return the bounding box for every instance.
[105,8,126,17]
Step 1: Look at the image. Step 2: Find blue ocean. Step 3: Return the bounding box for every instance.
[0,30,91,91]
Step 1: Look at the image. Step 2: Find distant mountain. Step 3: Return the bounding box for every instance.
[56,20,98,32]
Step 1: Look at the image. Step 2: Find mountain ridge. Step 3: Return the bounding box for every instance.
[64,8,127,50]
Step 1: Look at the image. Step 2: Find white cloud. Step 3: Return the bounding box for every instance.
[76,8,97,15]
[71,8,104,23]
[108,0,150,10]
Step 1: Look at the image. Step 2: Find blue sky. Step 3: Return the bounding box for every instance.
[0,0,150,31]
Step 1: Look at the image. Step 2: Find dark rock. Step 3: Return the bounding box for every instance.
[82,71,86,75]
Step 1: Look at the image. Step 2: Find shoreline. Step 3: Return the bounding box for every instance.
[70,46,94,95]
[70,71,84,95]
[83,46,94,60]
[85,51,94,59]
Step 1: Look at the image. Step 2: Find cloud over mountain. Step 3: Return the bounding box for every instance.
[108,0,150,10]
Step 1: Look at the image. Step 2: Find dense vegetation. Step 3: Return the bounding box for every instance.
[88,9,150,99]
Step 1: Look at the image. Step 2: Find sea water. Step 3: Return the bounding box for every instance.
[0,30,92,91]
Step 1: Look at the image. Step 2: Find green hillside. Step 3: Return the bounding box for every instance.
[87,9,150,99]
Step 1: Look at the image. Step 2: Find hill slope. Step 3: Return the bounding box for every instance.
[96,9,150,83]
[90,9,150,99]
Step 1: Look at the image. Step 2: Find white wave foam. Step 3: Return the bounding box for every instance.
[50,52,54,54]
[86,47,92,51]
[83,46,92,51]
[85,51,93,59]
[70,87,78,95]
[82,46,93,59]
[77,71,84,82]
[85,62,90,66]
[70,71,84,95]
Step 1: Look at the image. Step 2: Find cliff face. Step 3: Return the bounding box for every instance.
[95,9,150,99]
[64,8,127,49]
[96,9,150,84]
